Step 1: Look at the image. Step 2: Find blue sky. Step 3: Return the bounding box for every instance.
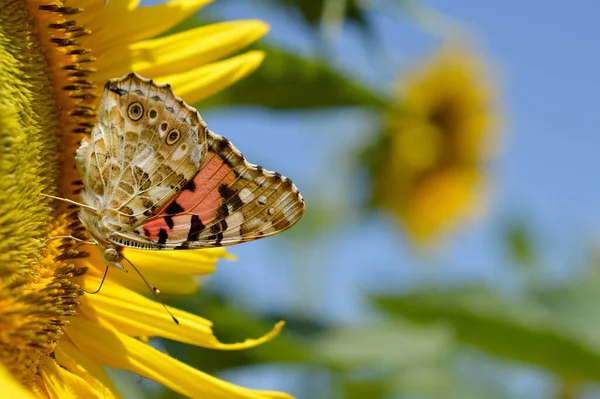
[189,0,600,320]
[139,0,600,396]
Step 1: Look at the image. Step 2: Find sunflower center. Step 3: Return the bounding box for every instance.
[0,0,93,386]
[24,0,98,199]
[428,95,461,165]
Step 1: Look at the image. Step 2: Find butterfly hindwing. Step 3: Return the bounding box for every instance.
[75,73,207,228]
[111,130,305,248]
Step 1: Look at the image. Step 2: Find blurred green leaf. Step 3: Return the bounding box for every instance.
[105,368,148,399]
[342,379,390,399]
[532,256,600,339]
[160,291,311,375]
[257,0,374,39]
[256,0,452,45]
[161,14,388,110]
[314,320,455,397]
[152,293,320,399]
[374,286,600,381]
[502,219,537,268]
[313,320,452,370]
[200,44,389,110]
[393,0,460,36]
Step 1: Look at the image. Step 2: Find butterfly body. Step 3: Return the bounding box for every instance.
[75,73,305,266]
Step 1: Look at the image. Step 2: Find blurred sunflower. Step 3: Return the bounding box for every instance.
[0,1,291,398]
[368,45,498,246]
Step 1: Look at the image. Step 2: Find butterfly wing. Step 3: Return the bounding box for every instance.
[110,130,305,249]
[76,73,207,228]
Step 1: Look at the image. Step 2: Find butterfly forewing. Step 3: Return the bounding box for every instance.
[76,73,207,227]
[77,72,305,250]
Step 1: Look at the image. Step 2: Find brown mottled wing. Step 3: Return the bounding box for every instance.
[110,130,305,249]
[75,73,207,228]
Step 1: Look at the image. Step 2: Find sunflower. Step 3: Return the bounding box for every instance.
[0,0,293,398]
[369,45,498,246]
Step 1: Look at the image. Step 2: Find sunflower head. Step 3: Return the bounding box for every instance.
[0,0,89,387]
[369,45,499,246]
[0,214,84,387]
[0,1,293,398]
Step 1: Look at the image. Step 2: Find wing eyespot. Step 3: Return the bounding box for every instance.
[160,122,168,132]
[148,109,158,119]
[128,102,144,121]
[166,129,180,145]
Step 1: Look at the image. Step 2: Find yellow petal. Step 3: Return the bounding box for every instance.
[157,50,266,105]
[104,269,200,295]
[80,276,285,350]
[0,363,36,399]
[33,357,105,399]
[81,0,213,54]
[81,246,231,294]
[406,167,484,242]
[55,340,122,399]
[66,318,294,399]
[75,0,115,14]
[78,0,142,35]
[95,21,269,83]
[123,247,231,275]
[82,257,197,295]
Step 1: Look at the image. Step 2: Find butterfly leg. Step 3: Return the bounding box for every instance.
[44,235,96,245]
[107,260,128,273]
[39,193,98,213]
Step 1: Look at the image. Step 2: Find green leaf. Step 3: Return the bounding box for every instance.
[152,293,317,399]
[258,0,374,39]
[314,320,455,396]
[374,286,600,381]
[159,14,389,110]
[502,219,537,268]
[104,368,149,399]
[159,292,311,375]
[313,320,452,370]
[342,379,390,399]
[199,44,389,110]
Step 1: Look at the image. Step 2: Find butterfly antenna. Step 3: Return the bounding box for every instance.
[121,255,180,325]
[46,236,104,294]
[83,265,109,294]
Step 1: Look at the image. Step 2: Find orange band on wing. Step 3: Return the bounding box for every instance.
[141,151,235,242]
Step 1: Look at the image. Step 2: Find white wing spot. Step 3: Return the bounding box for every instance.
[224,211,244,239]
[268,207,275,215]
[133,145,155,170]
[258,195,267,205]
[239,188,255,204]
[171,143,189,161]
[262,221,276,234]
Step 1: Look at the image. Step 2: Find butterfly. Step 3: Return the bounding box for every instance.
[75,72,305,270]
